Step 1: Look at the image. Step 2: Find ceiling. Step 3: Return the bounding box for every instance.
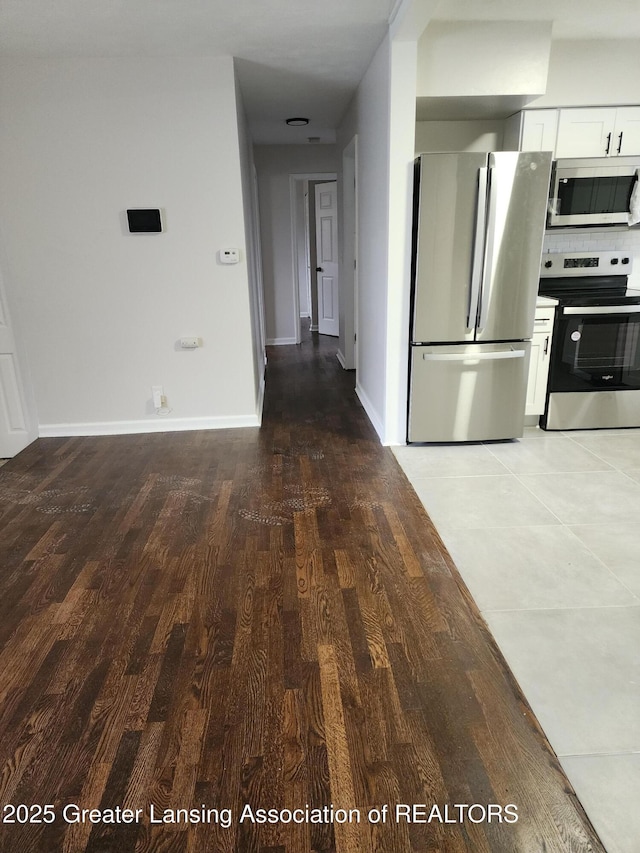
[1,0,640,144]
[0,0,396,144]
[432,0,640,41]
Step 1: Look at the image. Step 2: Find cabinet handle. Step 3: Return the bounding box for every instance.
[544,336,549,355]
[617,132,623,154]
[605,132,611,155]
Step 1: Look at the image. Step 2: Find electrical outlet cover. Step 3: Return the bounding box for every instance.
[152,386,163,408]
[180,337,200,349]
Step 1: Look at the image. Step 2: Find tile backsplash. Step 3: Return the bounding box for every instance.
[543,228,640,287]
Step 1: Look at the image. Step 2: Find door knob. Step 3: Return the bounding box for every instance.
[316,266,323,272]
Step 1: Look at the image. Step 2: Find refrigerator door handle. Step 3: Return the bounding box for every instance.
[422,349,525,361]
[468,167,488,329]
[477,165,498,332]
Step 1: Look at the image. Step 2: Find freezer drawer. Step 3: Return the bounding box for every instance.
[408,342,531,442]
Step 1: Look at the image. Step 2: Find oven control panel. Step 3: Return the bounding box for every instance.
[541,251,633,277]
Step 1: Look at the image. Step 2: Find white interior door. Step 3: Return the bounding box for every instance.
[0,275,34,457]
[314,181,339,337]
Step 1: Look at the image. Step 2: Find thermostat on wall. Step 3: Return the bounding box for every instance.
[219,248,240,264]
[127,208,163,233]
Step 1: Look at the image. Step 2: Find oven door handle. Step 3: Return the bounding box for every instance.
[563,305,640,315]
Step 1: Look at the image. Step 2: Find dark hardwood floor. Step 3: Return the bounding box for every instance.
[0,327,604,852]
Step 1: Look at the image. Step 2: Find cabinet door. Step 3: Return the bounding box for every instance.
[520,110,559,153]
[555,108,617,158]
[526,331,551,416]
[613,107,640,156]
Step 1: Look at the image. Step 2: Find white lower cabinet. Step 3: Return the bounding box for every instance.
[526,306,555,417]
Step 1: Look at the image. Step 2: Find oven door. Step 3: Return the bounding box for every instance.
[548,305,640,392]
[548,162,639,227]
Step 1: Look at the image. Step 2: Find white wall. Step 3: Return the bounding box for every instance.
[415,120,504,153]
[385,37,418,446]
[417,21,551,99]
[235,72,266,418]
[0,56,258,435]
[338,33,418,445]
[338,36,392,439]
[338,137,357,370]
[530,40,640,108]
[253,145,339,345]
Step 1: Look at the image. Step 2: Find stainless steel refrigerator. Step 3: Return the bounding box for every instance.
[408,151,552,442]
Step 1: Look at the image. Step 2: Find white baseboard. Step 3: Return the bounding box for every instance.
[336,349,356,371]
[39,413,261,438]
[309,324,318,332]
[355,382,383,442]
[266,337,298,346]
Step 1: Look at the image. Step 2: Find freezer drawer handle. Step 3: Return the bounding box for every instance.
[563,305,640,315]
[422,350,525,361]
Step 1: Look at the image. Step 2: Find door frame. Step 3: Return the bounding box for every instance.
[0,236,38,457]
[340,135,358,371]
[313,180,339,338]
[251,164,267,368]
[289,172,337,344]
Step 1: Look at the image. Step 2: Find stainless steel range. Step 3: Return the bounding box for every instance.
[539,251,640,430]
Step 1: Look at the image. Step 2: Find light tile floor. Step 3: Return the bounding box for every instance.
[393,427,640,853]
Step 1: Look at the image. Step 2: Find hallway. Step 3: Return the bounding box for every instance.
[0,328,604,852]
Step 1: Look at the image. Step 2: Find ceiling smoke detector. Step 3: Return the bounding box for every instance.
[285,117,309,126]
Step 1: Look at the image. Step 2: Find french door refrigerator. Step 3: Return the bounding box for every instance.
[408,151,552,442]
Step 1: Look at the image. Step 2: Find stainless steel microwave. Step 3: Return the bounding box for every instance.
[548,156,640,227]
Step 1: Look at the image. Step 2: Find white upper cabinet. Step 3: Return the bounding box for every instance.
[555,108,618,157]
[508,106,640,158]
[555,107,640,158]
[521,109,559,152]
[614,107,640,156]
[503,109,558,152]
